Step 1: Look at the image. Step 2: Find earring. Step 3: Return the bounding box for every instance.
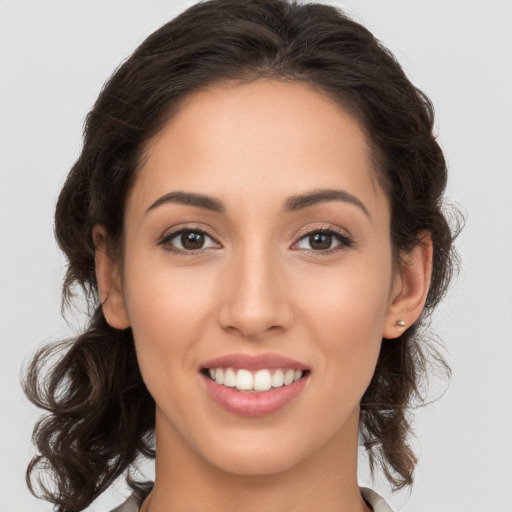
[396,320,406,327]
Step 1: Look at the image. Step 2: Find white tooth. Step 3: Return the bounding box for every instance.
[284,369,294,385]
[215,368,224,385]
[271,369,284,388]
[208,368,215,379]
[253,369,272,391]
[293,370,303,382]
[223,368,236,387]
[235,369,253,390]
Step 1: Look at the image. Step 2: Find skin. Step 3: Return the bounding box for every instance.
[94,79,432,512]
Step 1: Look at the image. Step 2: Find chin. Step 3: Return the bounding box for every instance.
[204,445,306,477]
[193,426,324,478]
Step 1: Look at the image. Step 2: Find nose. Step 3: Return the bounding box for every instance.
[216,244,294,340]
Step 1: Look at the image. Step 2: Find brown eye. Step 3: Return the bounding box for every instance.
[308,232,333,250]
[294,229,353,253]
[160,228,220,254]
[181,231,206,250]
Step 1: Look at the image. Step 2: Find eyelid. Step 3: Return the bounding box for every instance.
[293,224,352,242]
[291,224,354,253]
[158,225,221,255]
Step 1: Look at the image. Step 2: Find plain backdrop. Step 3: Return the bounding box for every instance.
[1,1,511,511]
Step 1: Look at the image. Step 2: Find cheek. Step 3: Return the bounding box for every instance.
[303,256,392,338]
[121,256,218,381]
[300,256,392,390]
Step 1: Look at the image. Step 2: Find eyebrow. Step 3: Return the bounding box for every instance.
[146,188,370,217]
[146,191,225,214]
[283,188,370,217]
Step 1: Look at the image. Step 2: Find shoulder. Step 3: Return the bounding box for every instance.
[110,481,154,512]
[360,487,395,512]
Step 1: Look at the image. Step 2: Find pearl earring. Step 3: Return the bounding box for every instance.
[396,320,406,327]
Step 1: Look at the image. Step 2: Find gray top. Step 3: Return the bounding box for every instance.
[110,483,394,512]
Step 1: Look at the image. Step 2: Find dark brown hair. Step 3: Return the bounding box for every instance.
[23,0,460,510]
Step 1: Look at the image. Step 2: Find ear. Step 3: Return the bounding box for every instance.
[92,224,131,329]
[382,232,433,339]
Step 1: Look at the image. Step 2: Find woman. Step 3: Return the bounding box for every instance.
[23,0,459,511]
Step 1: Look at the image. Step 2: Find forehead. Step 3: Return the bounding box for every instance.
[130,79,387,219]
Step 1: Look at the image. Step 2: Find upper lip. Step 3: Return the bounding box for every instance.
[201,352,309,371]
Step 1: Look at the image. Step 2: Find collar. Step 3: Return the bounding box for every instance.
[111,482,394,512]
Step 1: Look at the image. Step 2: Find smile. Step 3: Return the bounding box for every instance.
[200,353,310,416]
[206,367,305,392]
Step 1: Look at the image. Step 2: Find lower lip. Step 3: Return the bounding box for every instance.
[201,373,309,417]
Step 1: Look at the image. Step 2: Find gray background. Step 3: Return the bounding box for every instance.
[1,1,511,511]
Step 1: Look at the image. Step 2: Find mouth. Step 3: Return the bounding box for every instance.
[201,367,310,393]
[199,353,311,417]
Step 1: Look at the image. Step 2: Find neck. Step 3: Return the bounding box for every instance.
[144,408,371,512]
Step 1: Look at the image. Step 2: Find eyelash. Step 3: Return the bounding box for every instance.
[158,225,354,256]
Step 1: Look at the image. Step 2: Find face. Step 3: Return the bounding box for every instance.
[103,79,405,477]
